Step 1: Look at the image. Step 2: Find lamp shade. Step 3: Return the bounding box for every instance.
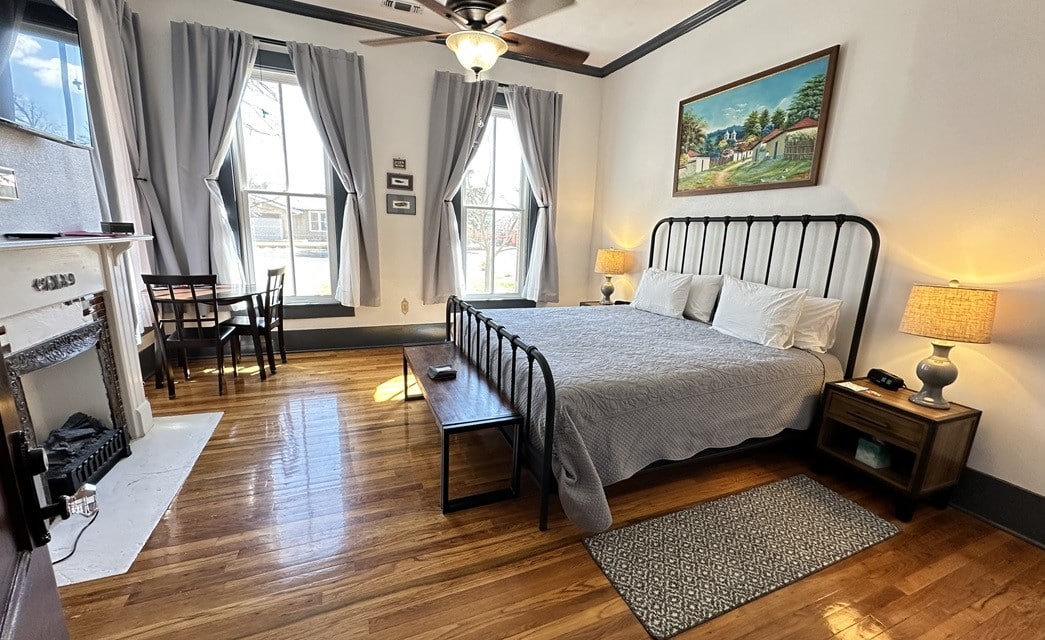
[445,31,508,74]
[899,281,997,344]
[594,248,626,275]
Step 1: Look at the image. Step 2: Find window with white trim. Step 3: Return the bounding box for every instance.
[232,68,336,299]
[458,104,531,299]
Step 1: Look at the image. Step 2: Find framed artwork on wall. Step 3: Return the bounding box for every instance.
[673,45,840,197]
[386,172,413,190]
[386,193,416,215]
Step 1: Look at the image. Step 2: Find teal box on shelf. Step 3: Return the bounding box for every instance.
[855,437,891,469]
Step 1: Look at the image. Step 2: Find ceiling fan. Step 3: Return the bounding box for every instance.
[361,0,589,76]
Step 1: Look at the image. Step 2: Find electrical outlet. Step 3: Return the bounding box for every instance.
[401,298,409,315]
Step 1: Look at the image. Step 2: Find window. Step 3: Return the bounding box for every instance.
[308,210,327,233]
[2,24,91,146]
[459,104,531,298]
[232,69,336,299]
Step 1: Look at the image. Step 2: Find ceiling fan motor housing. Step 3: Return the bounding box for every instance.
[446,0,507,26]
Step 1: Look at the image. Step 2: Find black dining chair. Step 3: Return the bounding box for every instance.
[226,267,287,373]
[143,274,238,398]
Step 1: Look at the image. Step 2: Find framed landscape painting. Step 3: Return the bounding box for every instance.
[673,45,839,197]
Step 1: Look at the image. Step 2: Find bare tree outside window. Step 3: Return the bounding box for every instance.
[461,107,528,297]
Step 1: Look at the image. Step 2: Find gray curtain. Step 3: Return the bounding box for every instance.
[422,71,497,304]
[287,42,380,307]
[81,1,165,264]
[170,22,256,283]
[505,84,562,303]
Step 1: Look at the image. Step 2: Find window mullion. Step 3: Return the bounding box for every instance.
[487,116,498,295]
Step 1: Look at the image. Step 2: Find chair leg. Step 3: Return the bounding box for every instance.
[232,339,239,378]
[278,323,287,363]
[265,329,277,374]
[217,342,226,396]
[164,353,176,399]
[180,349,190,380]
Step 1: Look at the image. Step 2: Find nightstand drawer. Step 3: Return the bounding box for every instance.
[825,393,925,449]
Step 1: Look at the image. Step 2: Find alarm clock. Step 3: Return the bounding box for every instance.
[867,368,904,391]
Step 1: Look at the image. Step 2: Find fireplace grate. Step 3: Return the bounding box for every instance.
[44,413,131,498]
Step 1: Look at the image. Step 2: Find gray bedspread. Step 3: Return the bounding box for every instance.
[481,305,842,532]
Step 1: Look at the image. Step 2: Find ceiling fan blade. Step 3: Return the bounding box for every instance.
[360,33,448,46]
[414,0,469,29]
[501,31,589,67]
[487,0,575,31]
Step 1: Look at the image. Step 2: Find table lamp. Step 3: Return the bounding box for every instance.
[898,280,997,409]
[594,248,626,305]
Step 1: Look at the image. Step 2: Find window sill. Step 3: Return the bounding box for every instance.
[284,300,355,319]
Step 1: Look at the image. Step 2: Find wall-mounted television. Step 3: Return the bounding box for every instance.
[0,0,92,148]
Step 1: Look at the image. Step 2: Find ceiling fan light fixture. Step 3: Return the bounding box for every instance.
[446,30,508,76]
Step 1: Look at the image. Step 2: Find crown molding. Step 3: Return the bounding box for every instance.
[232,0,746,78]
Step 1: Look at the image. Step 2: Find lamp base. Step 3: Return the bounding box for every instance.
[909,341,958,410]
[599,276,614,305]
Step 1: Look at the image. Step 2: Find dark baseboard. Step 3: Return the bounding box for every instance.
[284,323,445,351]
[950,468,1044,548]
[466,299,537,310]
[138,323,446,381]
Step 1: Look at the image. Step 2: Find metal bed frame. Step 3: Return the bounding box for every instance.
[445,214,880,530]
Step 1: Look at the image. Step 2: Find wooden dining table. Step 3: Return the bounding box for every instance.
[152,283,275,380]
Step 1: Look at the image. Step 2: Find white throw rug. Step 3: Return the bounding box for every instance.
[49,412,222,587]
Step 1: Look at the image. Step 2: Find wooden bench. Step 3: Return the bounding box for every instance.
[402,342,522,513]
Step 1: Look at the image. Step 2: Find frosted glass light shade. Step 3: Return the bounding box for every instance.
[594,248,626,275]
[445,31,508,74]
[899,281,997,344]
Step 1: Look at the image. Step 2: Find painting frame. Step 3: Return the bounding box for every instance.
[385,193,416,215]
[386,172,413,190]
[672,45,840,197]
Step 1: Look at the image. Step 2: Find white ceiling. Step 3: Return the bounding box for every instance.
[297,0,718,68]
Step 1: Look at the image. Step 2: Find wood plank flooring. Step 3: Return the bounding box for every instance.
[58,349,1044,639]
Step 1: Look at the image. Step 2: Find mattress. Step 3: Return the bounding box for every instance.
[480,305,843,532]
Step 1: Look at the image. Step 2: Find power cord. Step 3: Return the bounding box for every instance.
[51,511,99,565]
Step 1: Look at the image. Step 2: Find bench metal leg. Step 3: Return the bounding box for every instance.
[402,352,423,401]
[440,420,522,514]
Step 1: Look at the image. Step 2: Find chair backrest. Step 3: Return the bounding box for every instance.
[142,274,220,340]
[262,267,286,326]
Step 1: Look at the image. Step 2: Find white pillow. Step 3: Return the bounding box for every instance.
[631,268,692,319]
[793,297,843,353]
[683,274,723,323]
[712,276,808,349]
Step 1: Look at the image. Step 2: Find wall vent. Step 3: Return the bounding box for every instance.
[382,0,424,14]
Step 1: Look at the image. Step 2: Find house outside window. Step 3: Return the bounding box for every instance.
[232,68,336,299]
[459,103,531,298]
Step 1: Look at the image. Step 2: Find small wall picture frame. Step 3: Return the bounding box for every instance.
[0,167,18,201]
[392,157,407,170]
[386,193,416,215]
[386,172,413,190]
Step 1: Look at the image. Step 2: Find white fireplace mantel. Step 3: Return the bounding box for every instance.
[0,235,153,438]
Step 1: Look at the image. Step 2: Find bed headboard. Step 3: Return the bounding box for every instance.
[647,214,880,378]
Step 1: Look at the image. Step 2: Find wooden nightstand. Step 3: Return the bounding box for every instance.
[816,378,981,521]
[579,300,630,306]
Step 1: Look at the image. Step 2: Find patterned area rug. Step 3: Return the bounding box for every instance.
[583,475,898,639]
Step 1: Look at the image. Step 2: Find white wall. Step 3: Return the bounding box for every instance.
[126,0,602,330]
[591,0,1045,495]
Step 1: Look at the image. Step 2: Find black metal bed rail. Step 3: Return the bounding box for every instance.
[445,296,558,530]
[648,214,880,378]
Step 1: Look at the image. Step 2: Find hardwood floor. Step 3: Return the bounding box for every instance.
[59,349,1044,639]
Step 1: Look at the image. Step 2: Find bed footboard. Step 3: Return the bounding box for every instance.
[445,296,557,530]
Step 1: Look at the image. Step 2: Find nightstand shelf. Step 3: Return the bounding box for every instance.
[816,378,981,521]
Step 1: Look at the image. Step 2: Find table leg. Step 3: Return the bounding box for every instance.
[247,299,267,380]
